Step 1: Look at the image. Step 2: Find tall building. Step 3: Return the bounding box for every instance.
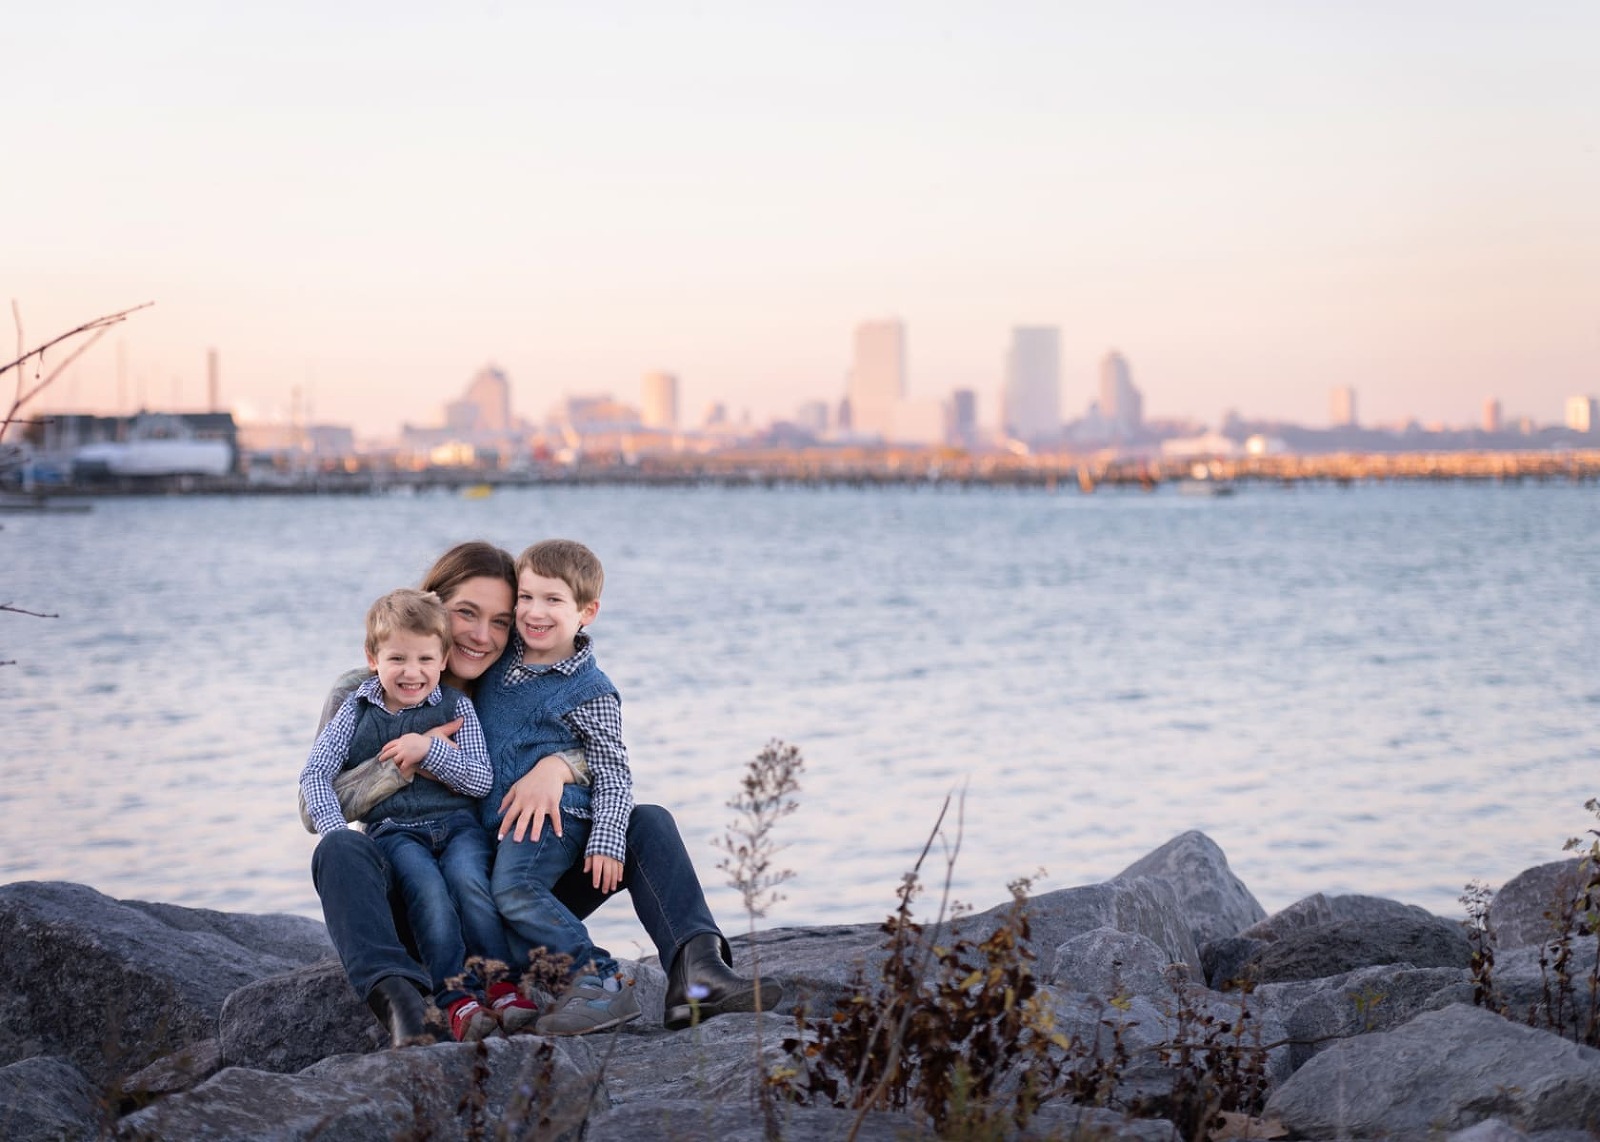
[1330,385,1358,428]
[1001,328,1061,444]
[950,388,977,448]
[1482,398,1502,434]
[641,371,678,430]
[1567,395,1598,434]
[1098,350,1143,435]
[447,365,512,434]
[848,319,905,440]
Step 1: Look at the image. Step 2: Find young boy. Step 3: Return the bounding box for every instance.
[299,588,536,1042]
[474,539,643,1035]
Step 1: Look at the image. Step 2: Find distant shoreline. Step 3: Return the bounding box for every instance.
[7,447,1600,499]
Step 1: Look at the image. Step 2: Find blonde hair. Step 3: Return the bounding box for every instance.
[364,588,452,658]
[515,539,605,607]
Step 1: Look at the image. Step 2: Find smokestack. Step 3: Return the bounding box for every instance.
[207,348,219,412]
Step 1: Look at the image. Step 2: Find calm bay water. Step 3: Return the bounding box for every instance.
[5,481,1598,958]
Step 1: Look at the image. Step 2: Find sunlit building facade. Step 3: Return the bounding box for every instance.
[1001,327,1060,444]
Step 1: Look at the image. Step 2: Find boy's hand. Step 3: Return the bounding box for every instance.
[379,733,431,779]
[424,717,464,747]
[585,854,624,894]
[497,753,570,843]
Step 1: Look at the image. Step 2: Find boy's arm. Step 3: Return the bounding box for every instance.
[415,696,493,798]
[563,693,634,868]
[300,693,364,835]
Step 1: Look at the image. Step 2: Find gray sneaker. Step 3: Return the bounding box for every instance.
[535,974,643,1036]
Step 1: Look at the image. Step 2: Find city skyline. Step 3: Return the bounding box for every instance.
[6,3,1598,437]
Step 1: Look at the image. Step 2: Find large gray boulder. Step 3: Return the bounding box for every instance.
[116,1035,601,1141]
[740,922,889,1014]
[0,1055,107,1141]
[0,882,332,1082]
[1114,830,1267,946]
[219,959,380,1073]
[1051,927,1184,999]
[1026,878,1201,973]
[1489,859,1587,950]
[1266,1003,1600,1136]
[584,1101,917,1141]
[1238,913,1472,984]
[1280,964,1471,1070]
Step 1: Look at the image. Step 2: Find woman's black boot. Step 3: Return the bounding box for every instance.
[663,932,783,1031]
[366,976,429,1048]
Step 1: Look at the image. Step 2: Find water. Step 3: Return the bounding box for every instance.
[5,481,1598,960]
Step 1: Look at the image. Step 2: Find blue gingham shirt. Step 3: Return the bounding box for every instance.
[500,631,633,865]
[299,676,492,836]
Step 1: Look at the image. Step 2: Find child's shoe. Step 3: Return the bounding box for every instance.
[448,996,499,1042]
[534,974,642,1036]
[487,981,540,1035]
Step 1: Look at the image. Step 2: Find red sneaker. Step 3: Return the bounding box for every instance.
[448,996,498,1042]
[487,981,539,1035]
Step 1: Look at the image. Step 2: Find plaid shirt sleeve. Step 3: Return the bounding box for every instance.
[419,694,492,796]
[300,691,363,835]
[563,692,634,864]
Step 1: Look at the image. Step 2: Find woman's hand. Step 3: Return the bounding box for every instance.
[496,753,571,843]
[585,854,624,894]
[424,717,463,746]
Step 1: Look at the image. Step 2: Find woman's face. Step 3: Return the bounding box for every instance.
[439,575,514,683]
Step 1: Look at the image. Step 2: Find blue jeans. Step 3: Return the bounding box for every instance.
[372,809,509,1006]
[493,787,616,980]
[548,803,724,975]
[311,828,431,1000]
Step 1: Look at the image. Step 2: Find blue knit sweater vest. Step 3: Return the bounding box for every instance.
[344,688,477,825]
[474,648,618,831]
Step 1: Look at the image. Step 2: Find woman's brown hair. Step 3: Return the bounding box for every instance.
[420,541,516,602]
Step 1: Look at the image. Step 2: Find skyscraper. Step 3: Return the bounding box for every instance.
[641,371,679,430]
[1567,395,1597,433]
[1330,385,1358,428]
[1098,350,1142,435]
[950,388,977,448]
[447,365,512,434]
[1482,398,1502,434]
[1001,327,1060,444]
[848,320,905,440]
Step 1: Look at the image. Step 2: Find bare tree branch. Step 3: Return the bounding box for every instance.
[1,603,60,619]
[1,300,155,442]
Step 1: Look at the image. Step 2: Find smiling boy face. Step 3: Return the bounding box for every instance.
[516,567,599,666]
[366,628,446,712]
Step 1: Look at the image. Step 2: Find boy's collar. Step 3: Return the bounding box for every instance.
[510,630,592,674]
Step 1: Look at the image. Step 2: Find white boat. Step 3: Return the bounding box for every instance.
[74,414,233,478]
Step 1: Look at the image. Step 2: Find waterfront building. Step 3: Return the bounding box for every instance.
[1565,395,1597,434]
[1098,350,1142,436]
[1330,385,1358,428]
[446,365,512,435]
[1483,398,1502,434]
[1001,328,1061,444]
[950,388,977,448]
[891,397,945,446]
[848,319,905,440]
[794,400,830,434]
[641,371,679,430]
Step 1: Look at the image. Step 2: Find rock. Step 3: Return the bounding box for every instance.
[1240,893,1338,941]
[740,922,888,1014]
[1450,1121,1530,1142]
[584,1100,913,1141]
[1199,935,1266,990]
[1051,927,1187,999]
[1239,914,1472,984]
[120,1038,224,1103]
[219,959,381,1073]
[1265,1003,1600,1136]
[0,1055,107,1141]
[1026,878,1201,973]
[1281,964,1471,1070]
[116,1036,600,1141]
[1489,860,1588,950]
[1114,830,1267,945]
[0,882,333,1082]
[602,1012,787,1104]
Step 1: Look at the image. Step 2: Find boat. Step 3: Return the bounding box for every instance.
[1177,462,1237,497]
[73,414,233,479]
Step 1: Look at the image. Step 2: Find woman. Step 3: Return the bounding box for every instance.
[312,541,772,1045]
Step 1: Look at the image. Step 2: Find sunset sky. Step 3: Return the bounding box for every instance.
[6,2,1597,438]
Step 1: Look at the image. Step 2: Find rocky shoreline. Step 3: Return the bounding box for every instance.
[2,832,1596,1140]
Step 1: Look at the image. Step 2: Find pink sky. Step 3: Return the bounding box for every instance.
[6,2,1597,437]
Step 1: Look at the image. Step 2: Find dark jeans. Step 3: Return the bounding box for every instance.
[312,804,721,1002]
[372,809,508,1006]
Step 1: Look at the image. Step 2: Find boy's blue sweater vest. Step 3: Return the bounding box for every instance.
[344,688,478,826]
[474,648,618,830]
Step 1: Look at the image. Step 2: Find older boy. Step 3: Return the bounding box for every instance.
[299,588,527,1042]
[475,539,643,1034]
